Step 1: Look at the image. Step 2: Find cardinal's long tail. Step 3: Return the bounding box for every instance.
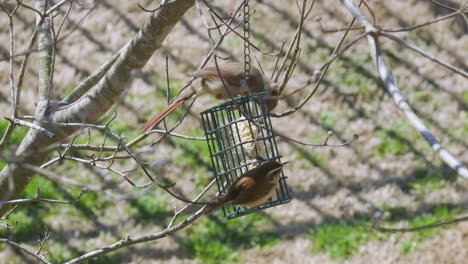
[141,99,186,132]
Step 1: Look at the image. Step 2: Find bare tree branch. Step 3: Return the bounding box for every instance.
[0,187,87,206]
[46,0,71,15]
[0,238,51,264]
[342,0,468,179]
[16,28,38,115]
[63,206,207,264]
[0,1,21,151]
[23,164,107,191]
[342,207,468,233]
[0,0,197,217]
[5,117,56,138]
[380,32,467,78]
[272,0,365,117]
[35,0,54,109]
[382,6,467,33]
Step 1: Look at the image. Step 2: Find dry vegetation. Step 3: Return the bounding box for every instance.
[0,0,467,263]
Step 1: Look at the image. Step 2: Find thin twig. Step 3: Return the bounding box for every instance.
[0,188,87,206]
[0,123,16,151]
[278,0,315,94]
[35,226,50,255]
[25,164,106,191]
[16,28,38,116]
[273,1,364,117]
[0,204,19,229]
[262,121,358,148]
[5,118,56,138]
[1,2,19,117]
[173,2,244,98]
[342,0,468,179]
[167,178,216,228]
[380,32,467,79]
[382,7,467,33]
[46,0,70,15]
[201,0,278,56]
[431,0,464,11]
[0,2,21,151]
[0,238,51,264]
[316,16,364,33]
[63,206,207,264]
[345,210,468,233]
[137,0,177,13]
[18,1,44,19]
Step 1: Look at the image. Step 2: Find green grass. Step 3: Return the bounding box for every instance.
[151,77,184,103]
[376,121,412,156]
[412,90,431,103]
[173,129,211,169]
[0,119,28,146]
[383,206,408,221]
[463,112,468,133]
[0,208,46,240]
[226,36,242,48]
[332,52,377,99]
[128,194,168,221]
[0,119,29,170]
[319,110,340,130]
[295,147,327,168]
[405,168,451,195]
[461,90,468,105]
[0,176,61,239]
[182,213,279,264]
[0,175,112,239]
[307,218,380,259]
[400,205,461,255]
[307,204,463,259]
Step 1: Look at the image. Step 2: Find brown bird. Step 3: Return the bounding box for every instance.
[202,160,287,215]
[141,61,278,132]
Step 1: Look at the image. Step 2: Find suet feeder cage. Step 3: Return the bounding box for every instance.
[201,92,291,219]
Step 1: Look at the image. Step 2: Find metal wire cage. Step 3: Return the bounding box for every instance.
[200,92,291,219]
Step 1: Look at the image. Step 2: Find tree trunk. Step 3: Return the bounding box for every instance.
[0,0,195,216]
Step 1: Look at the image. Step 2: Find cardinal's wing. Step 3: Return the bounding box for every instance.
[191,67,242,87]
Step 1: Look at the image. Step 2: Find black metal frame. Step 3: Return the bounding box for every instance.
[200,92,291,219]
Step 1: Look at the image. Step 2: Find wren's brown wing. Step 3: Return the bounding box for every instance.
[232,176,277,207]
[230,161,282,206]
[225,176,254,199]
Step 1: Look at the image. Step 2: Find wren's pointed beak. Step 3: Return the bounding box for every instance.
[281,161,290,166]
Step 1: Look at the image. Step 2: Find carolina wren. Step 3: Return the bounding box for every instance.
[141,61,278,132]
[202,160,287,215]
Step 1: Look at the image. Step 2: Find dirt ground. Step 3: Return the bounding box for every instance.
[0,0,467,263]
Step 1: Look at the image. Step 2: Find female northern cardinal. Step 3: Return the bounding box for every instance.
[202,160,287,215]
[141,61,278,132]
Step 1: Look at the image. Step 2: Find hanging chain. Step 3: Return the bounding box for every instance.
[243,0,251,81]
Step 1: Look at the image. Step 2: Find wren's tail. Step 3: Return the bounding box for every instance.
[201,193,232,215]
[201,203,218,216]
[141,99,186,132]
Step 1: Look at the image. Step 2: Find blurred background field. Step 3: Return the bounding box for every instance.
[0,0,467,263]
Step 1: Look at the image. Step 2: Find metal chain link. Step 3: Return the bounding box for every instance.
[243,0,251,81]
